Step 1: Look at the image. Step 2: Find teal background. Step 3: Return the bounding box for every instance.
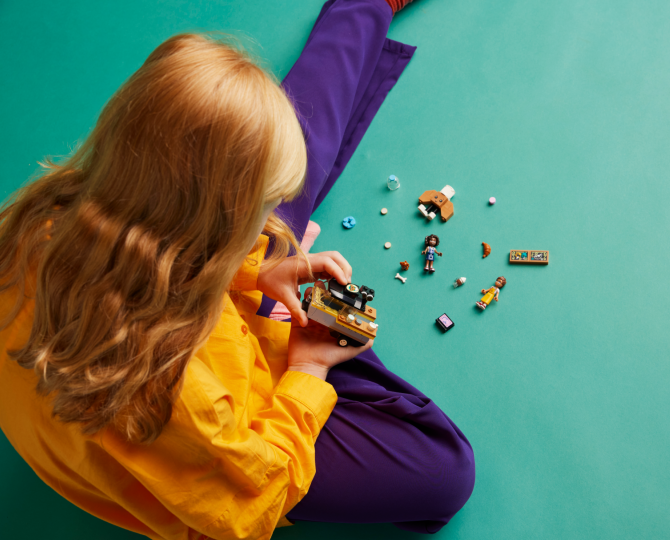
[1,0,669,539]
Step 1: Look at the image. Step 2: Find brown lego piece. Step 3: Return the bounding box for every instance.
[337,312,378,337]
[418,190,454,222]
[482,242,491,258]
[399,261,410,271]
[509,250,549,265]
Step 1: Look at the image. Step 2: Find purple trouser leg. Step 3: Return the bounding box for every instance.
[256,0,415,317]
[287,348,475,532]
[262,0,476,532]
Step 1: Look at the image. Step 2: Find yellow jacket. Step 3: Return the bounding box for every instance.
[0,235,338,540]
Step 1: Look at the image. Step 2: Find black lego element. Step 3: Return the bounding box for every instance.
[327,278,375,311]
[435,313,455,332]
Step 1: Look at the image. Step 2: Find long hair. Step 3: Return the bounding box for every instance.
[0,33,308,444]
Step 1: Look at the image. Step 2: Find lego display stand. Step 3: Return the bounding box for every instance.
[418,184,455,222]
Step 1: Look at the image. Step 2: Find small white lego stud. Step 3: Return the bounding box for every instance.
[384,242,392,249]
[381,208,388,215]
[346,314,355,323]
[369,322,378,330]
[395,273,407,284]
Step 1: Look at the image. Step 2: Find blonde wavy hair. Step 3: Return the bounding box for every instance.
[0,33,308,444]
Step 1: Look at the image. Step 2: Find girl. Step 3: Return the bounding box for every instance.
[0,0,475,538]
[422,234,443,272]
[476,276,507,310]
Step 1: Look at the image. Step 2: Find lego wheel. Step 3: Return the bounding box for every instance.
[335,334,365,348]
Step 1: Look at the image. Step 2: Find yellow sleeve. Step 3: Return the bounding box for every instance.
[102,360,337,540]
[229,235,269,292]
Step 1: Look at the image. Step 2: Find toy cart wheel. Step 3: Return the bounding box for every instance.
[335,333,365,348]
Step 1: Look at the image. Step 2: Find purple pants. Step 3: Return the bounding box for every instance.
[260,0,476,532]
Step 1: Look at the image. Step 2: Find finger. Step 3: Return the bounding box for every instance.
[313,255,348,285]
[290,315,306,328]
[285,293,308,326]
[320,251,353,282]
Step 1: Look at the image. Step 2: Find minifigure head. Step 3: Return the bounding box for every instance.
[495,276,506,288]
[425,234,440,247]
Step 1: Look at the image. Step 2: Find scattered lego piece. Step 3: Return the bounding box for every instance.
[342,216,356,229]
[399,261,410,271]
[453,277,466,288]
[387,175,400,191]
[395,273,407,284]
[418,184,455,223]
[422,234,442,273]
[476,276,506,310]
[482,242,491,258]
[509,250,549,265]
[384,242,392,249]
[489,197,496,205]
[435,313,455,332]
[381,208,388,215]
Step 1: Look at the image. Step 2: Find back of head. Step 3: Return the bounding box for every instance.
[0,33,307,443]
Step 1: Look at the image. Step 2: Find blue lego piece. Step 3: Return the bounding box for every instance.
[342,216,356,229]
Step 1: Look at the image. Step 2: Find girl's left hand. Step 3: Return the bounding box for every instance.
[257,251,352,327]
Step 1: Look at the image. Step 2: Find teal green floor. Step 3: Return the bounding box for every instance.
[2,1,669,538]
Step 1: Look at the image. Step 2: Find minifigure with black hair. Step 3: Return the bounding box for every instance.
[422,234,442,272]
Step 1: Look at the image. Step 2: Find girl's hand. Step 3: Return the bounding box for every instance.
[287,287,373,381]
[257,251,352,327]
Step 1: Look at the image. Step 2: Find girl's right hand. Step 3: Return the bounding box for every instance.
[287,286,373,381]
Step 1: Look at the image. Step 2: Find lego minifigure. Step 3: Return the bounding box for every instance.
[476,276,506,310]
[422,234,442,273]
